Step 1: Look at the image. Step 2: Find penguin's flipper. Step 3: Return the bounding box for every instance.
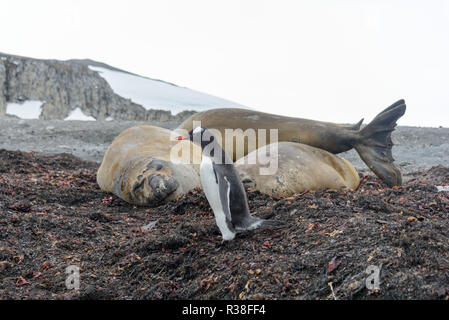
[216,173,237,234]
[218,175,233,222]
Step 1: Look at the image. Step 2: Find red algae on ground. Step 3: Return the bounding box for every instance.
[0,149,448,299]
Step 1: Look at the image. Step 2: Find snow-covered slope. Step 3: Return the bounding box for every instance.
[6,101,43,119]
[64,108,96,121]
[89,66,245,115]
[1,53,247,121]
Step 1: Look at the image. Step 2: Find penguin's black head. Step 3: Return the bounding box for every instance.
[177,126,215,150]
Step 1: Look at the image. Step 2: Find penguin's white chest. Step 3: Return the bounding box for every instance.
[200,156,235,241]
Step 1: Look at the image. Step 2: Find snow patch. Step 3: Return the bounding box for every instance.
[65,108,96,121]
[89,66,245,115]
[6,101,43,119]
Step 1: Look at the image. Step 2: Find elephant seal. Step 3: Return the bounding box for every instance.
[97,125,201,206]
[178,100,406,187]
[235,142,360,197]
[97,100,405,206]
[97,125,362,206]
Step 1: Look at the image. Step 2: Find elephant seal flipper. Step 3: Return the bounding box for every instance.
[347,118,364,131]
[354,100,406,187]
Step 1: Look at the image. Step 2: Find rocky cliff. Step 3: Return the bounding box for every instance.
[0,53,195,122]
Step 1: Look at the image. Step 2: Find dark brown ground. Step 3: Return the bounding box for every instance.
[0,149,448,300]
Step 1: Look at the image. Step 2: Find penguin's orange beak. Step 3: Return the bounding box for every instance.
[177,136,188,141]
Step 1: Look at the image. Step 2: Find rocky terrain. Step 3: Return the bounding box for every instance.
[0,149,448,300]
[0,53,196,122]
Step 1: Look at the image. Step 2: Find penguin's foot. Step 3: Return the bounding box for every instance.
[259,219,285,228]
[220,238,233,245]
[235,216,284,232]
[221,232,236,241]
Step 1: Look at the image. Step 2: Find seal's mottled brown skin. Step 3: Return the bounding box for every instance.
[178,100,406,187]
[97,100,405,205]
[97,125,201,206]
[235,142,360,197]
[98,125,361,206]
[178,108,360,158]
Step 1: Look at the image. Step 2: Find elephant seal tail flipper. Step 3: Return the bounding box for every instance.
[347,118,364,130]
[354,99,406,187]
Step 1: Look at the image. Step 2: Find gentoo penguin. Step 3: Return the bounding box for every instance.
[177,126,281,241]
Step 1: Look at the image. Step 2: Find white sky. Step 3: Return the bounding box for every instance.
[1,0,448,127]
